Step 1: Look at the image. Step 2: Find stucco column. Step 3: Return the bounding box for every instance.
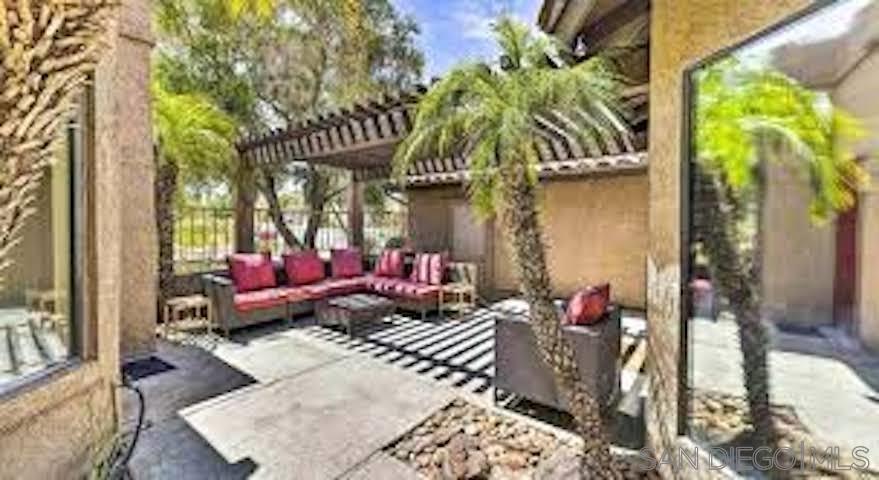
[348,175,365,249]
[118,0,158,359]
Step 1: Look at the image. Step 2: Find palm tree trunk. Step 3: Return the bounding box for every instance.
[501,167,620,477]
[155,157,178,307]
[692,163,778,454]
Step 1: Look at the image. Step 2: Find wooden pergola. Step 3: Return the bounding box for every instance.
[235,82,649,249]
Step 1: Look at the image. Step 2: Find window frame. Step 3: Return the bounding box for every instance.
[678,0,851,438]
[0,87,92,399]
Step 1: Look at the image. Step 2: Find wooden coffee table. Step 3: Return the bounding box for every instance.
[316,293,395,337]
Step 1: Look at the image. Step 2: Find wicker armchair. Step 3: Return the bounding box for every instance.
[493,302,621,411]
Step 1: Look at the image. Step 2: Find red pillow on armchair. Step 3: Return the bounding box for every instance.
[283,250,325,285]
[331,248,363,278]
[229,253,277,292]
[565,283,610,325]
[374,249,404,277]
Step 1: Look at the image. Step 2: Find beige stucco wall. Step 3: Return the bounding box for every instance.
[117,0,157,359]
[833,49,879,351]
[492,173,649,307]
[761,162,836,328]
[408,172,649,308]
[646,1,811,477]
[0,0,152,477]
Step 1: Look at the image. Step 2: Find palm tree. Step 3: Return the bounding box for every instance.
[0,0,115,291]
[692,59,868,458]
[395,18,633,475]
[153,80,237,303]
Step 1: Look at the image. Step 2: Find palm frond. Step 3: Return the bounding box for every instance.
[393,17,629,215]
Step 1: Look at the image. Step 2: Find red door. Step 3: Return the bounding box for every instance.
[833,200,858,327]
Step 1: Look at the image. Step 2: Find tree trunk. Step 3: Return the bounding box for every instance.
[234,163,256,253]
[501,166,620,477]
[304,165,329,249]
[692,163,779,454]
[259,167,304,250]
[155,158,179,308]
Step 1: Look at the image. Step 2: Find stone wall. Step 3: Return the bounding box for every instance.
[645,1,810,478]
[0,1,151,477]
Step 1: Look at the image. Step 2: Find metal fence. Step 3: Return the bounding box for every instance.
[173,206,407,273]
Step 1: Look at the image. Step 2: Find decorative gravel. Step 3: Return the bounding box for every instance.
[386,398,658,479]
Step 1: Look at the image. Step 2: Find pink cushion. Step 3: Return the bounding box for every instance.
[304,277,368,299]
[374,249,405,277]
[233,288,287,312]
[367,276,439,300]
[565,283,610,325]
[428,253,446,285]
[331,248,364,278]
[410,253,446,285]
[229,253,276,293]
[283,250,325,285]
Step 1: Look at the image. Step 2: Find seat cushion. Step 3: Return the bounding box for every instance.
[234,288,288,312]
[277,286,314,303]
[283,250,325,285]
[565,283,610,325]
[373,249,404,278]
[331,248,364,278]
[229,253,277,293]
[368,276,439,301]
[304,277,369,299]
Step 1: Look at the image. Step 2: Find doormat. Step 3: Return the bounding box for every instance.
[122,356,176,381]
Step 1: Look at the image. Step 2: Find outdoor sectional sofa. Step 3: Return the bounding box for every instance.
[202,249,446,336]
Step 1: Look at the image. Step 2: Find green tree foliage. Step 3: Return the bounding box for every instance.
[695,59,869,221]
[155,0,423,249]
[153,79,237,190]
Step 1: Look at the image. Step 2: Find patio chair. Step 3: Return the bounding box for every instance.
[493,301,621,412]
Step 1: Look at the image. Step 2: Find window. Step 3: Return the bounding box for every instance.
[0,92,88,392]
[684,0,879,475]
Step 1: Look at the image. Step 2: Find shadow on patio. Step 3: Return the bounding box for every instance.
[122,342,260,479]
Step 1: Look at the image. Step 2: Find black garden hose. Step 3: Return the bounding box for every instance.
[105,373,146,480]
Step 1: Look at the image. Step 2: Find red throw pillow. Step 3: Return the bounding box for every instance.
[565,283,610,325]
[229,253,276,293]
[409,253,446,285]
[374,249,404,277]
[283,250,325,285]
[331,248,363,278]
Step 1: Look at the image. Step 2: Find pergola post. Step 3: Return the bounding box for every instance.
[348,174,365,249]
[234,162,256,253]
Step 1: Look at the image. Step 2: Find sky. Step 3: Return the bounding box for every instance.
[739,0,872,61]
[390,0,544,79]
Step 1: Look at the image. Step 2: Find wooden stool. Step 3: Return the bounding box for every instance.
[163,295,212,338]
[440,262,478,319]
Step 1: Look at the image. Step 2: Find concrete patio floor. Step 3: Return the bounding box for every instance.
[125,324,455,479]
[690,316,879,466]
[123,303,647,479]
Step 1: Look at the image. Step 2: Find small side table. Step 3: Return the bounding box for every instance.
[163,295,212,338]
[439,283,476,319]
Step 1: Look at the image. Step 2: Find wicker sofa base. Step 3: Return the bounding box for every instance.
[202,273,439,335]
